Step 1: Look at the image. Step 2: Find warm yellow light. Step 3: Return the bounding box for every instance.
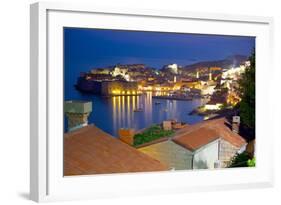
[112,89,121,95]
[127,91,131,95]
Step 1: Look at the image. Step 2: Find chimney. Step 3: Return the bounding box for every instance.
[163,121,172,131]
[232,116,240,134]
[118,128,135,145]
[64,100,92,132]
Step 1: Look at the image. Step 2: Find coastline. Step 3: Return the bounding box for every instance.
[152,95,193,101]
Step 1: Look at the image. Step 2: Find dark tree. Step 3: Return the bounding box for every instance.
[239,50,255,129]
[228,152,251,167]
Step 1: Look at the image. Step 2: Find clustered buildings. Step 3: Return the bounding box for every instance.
[76,61,249,110]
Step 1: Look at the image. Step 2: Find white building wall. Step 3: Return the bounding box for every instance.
[205,104,222,110]
[138,140,193,170]
[201,85,216,96]
[193,140,219,169]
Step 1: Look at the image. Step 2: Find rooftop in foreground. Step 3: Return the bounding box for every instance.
[64,125,169,176]
[174,117,246,148]
[173,127,219,151]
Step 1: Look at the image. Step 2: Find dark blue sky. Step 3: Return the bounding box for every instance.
[64,27,255,70]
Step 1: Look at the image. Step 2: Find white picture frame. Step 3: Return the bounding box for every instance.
[30,2,274,202]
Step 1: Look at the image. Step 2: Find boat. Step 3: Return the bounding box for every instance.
[134,108,143,112]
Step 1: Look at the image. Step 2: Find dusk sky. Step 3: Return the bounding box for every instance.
[64,27,255,70]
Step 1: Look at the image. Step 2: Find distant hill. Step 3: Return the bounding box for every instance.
[183,55,248,71]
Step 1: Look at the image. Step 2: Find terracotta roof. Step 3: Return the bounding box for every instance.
[174,117,246,148]
[64,125,168,176]
[173,127,219,151]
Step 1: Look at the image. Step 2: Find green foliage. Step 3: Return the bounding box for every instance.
[238,51,255,129]
[247,157,256,167]
[228,151,255,168]
[133,125,174,146]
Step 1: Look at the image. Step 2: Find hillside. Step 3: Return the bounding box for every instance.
[183,55,248,71]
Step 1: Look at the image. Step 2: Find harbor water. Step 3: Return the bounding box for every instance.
[64,89,204,137]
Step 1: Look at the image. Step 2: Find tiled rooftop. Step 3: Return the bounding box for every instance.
[64,125,169,176]
[174,117,246,148]
[173,127,219,151]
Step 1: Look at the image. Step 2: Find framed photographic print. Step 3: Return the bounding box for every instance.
[30,2,274,202]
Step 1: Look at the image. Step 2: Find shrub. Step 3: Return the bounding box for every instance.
[228,151,255,168]
[133,125,174,146]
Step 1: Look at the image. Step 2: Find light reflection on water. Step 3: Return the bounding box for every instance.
[64,91,204,137]
[82,92,204,137]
